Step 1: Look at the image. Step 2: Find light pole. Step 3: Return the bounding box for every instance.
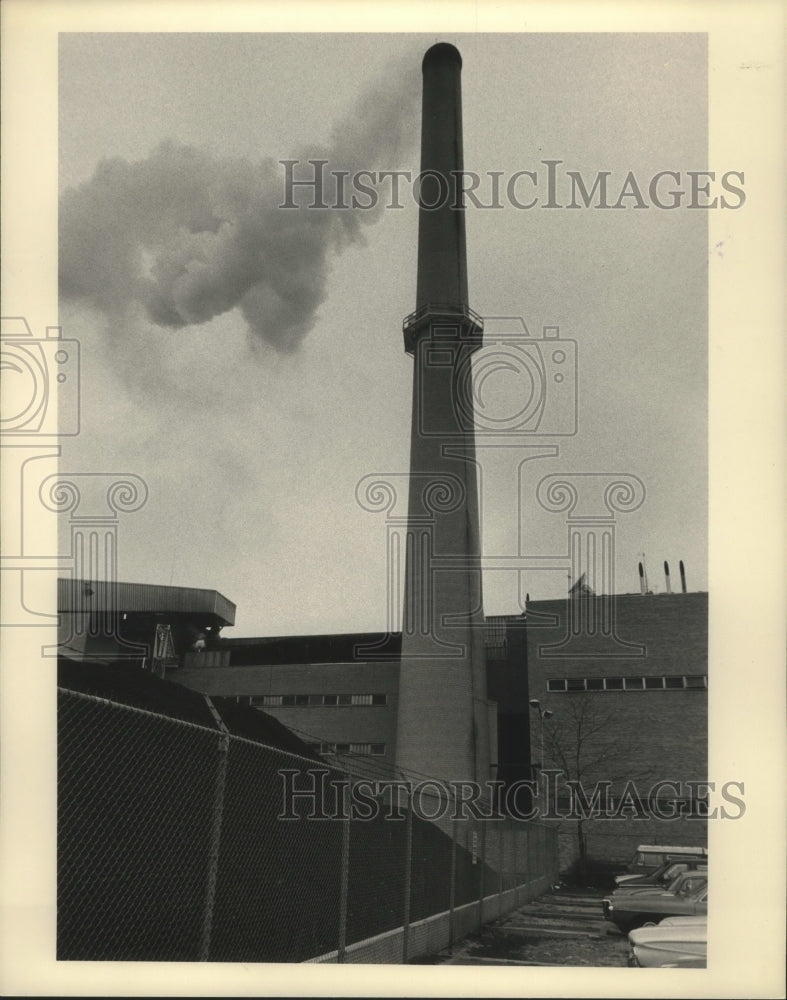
[529,699,553,807]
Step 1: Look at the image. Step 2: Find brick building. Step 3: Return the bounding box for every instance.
[526,590,708,868]
[174,617,532,791]
[174,632,402,773]
[59,576,708,868]
[56,581,531,790]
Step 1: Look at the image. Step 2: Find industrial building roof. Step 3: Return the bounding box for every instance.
[58,656,318,758]
[57,578,236,625]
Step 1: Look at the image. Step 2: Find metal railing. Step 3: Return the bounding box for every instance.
[402,302,484,334]
[58,686,558,963]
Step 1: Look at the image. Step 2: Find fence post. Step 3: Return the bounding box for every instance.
[477,819,486,931]
[497,825,506,917]
[337,779,351,963]
[448,816,457,954]
[506,826,516,903]
[200,696,230,961]
[401,791,413,964]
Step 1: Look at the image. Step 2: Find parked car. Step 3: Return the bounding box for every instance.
[620,843,708,876]
[613,865,708,896]
[605,870,708,915]
[603,874,708,932]
[615,856,708,888]
[627,919,707,967]
[659,915,709,927]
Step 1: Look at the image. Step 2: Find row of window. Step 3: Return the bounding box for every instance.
[251,693,388,707]
[306,742,386,756]
[547,675,708,693]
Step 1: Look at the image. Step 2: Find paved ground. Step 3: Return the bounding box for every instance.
[417,886,630,967]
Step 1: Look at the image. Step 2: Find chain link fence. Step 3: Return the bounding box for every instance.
[58,686,558,963]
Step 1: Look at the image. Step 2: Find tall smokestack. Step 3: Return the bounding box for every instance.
[664,560,672,594]
[395,43,490,790]
[679,560,687,594]
[415,43,468,310]
[638,561,646,596]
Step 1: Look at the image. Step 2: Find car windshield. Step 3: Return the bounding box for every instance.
[661,864,685,882]
[674,876,707,897]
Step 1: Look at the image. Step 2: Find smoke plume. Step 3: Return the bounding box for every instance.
[59,59,418,353]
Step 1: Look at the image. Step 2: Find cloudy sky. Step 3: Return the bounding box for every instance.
[58,33,708,637]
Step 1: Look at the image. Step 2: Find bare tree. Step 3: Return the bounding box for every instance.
[542,694,648,881]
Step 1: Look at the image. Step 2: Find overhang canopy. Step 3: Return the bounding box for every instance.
[57,578,236,627]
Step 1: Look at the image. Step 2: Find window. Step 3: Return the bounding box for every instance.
[348,743,385,755]
[678,877,705,897]
[252,695,282,706]
[350,742,384,755]
[263,692,389,707]
[539,675,701,694]
[318,742,386,756]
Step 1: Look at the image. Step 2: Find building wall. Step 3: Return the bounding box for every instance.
[175,620,532,790]
[526,592,708,867]
[173,592,707,856]
[486,615,531,789]
[175,660,400,774]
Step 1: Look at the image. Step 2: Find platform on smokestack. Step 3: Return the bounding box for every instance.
[402,301,484,354]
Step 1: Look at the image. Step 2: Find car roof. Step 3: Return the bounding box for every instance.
[660,860,707,873]
[629,924,708,944]
[660,915,709,926]
[636,845,708,853]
